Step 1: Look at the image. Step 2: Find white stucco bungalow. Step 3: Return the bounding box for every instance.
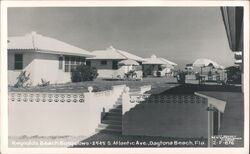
[142,55,177,77]
[8,31,94,85]
[86,46,145,79]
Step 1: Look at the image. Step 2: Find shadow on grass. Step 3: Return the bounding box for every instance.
[165,82,180,84]
[159,84,242,95]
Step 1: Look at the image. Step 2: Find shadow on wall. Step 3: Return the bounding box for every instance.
[122,84,241,138]
[122,94,208,138]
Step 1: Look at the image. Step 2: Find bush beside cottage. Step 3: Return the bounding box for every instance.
[71,64,98,82]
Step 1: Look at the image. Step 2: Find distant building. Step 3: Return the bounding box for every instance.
[86,46,145,79]
[142,55,177,77]
[8,31,94,85]
[185,64,194,75]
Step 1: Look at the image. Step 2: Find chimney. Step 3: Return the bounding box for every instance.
[107,45,115,50]
[31,31,37,35]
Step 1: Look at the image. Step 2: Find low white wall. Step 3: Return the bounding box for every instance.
[9,102,90,136]
[122,85,151,114]
[139,85,152,94]
[8,85,126,137]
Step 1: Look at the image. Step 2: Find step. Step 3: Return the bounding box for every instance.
[104,115,122,121]
[101,119,122,125]
[113,104,122,108]
[117,97,122,101]
[98,123,122,130]
[95,128,122,134]
[115,102,122,105]
[130,89,140,92]
[109,108,122,113]
[105,112,122,116]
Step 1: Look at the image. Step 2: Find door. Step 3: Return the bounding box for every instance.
[112,60,118,70]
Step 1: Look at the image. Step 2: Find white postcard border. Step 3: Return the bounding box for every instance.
[1,1,249,154]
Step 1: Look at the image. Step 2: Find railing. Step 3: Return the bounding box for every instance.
[129,93,151,104]
[122,85,152,114]
[8,84,127,104]
[8,92,85,103]
[132,95,207,104]
[139,85,152,94]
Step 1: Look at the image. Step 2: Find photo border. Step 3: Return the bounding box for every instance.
[1,1,249,154]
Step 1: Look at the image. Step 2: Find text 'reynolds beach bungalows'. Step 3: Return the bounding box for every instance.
[142,54,177,77]
[86,46,145,80]
[8,31,94,85]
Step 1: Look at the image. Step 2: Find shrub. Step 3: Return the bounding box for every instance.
[125,70,137,80]
[176,71,186,84]
[225,66,241,84]
[38,78,50,87]
[71,64,98,82]
[14,71,32,88]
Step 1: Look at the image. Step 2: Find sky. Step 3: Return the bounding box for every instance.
[8,7,235,69]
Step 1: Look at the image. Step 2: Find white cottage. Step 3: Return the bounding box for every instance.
[8,32,94,85]
[86,46,145,79]
[142,55,177,77]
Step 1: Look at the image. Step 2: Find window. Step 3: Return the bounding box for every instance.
[86,60,91,67]
[101,60,107,65]
[112,60,118,70]
[158,65,162,71]
[76,57,81,65]
[58,56,63,70]
[65,56,70,72]
[14,54,23,70]
[70,57,77,71]
[133,65,142,71]
[64,56,85,72]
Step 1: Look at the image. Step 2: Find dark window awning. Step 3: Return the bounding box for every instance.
[221,7,243,52]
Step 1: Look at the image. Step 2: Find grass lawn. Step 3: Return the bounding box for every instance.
[9,77,179,93]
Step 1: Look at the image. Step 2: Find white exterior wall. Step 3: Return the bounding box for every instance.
[90,60,126,79]
[8,51,72,86]
[89,60,142,79]
[8,52,36,85]
[153,67,172,76]
[32,52,71,85]
[143,64,173,77]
